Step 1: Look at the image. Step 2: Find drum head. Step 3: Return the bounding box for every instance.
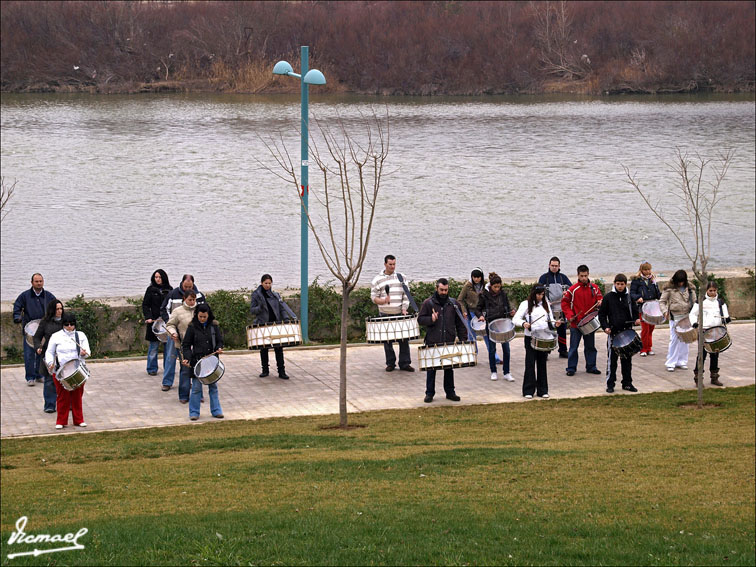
[60,359,78,379]
[194,355,218,378]
[642,300,662,315]
[531,328,556,340]
[578,312,597,325]
[676,316,693,331]
[470,318,486,331]
[613,330,638,348]
[704,326,728,342]
[489,318,514,333]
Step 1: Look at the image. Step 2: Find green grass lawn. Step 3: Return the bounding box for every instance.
[2,386,754,566]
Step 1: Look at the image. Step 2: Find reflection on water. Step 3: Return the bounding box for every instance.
[1,93,754,300]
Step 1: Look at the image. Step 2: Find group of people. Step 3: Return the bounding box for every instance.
[12,256,733,427]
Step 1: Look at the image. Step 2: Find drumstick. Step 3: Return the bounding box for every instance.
[385,285,391,304]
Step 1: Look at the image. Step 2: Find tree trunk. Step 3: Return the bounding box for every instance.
[339,283,350,427]
[695,271,707,409]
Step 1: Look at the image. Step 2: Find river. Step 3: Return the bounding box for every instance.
[1,93,754,300]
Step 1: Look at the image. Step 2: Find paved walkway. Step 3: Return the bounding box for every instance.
[1,323,753,438]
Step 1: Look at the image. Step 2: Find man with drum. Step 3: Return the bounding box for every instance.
[538,257,571,358]
[13,273,57,386]
[599,274,641,393]
[561,265,603,377]
[371,255,415,372]
[418,278,467,403]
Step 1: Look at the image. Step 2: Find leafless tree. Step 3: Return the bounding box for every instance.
[624,148,733,408]
[530,0,591,80]
[1,177,17,222]
[262,109,390,427]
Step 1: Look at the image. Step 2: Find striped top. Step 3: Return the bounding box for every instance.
[371,270,410,315]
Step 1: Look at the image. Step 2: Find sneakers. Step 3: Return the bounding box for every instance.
[503,373,514,382]
[446,394,461,402]
[622,385,638,392]
[400,365,415,372]
[524,394,533,399]
[26,381,35,387]
[566,370,575,376]
[640,352,648,357]
[76,422,87,427]
[606,386,615,393]
[677,365,688,370]
[649,350,656,355]
[44,408,55,414]
[424,395,433,403]
[161,385,171,391]
[190,416,199,421]
[540,393,550,399]
[147,371,158,376]
[55,424,64,429]
[491,372,498,381]
[213,414,224,419]
[666,367,675,372]
[179,399,189,404]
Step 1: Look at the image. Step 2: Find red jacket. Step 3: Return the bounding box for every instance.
[561,281,603,328]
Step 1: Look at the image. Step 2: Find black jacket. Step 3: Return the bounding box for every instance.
[629,277,660,302]
[142,285,170,341]
[249,286,297,325]
[182,321,223,366]
[474,289,512,323]
[33,318,63,376]
[599,289,639,335]
[418,293,468,346]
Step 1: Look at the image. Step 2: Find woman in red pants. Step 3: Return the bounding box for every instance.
[44,312,91,429]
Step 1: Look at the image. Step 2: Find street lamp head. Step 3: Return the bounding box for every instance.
[273,61,294,75]
[303,69,327,85]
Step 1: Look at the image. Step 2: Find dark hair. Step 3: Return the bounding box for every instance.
[61,312,77,325]
[31,273,43,282]
[261,274,272,283]
[191,303,215,327]
[471,268,484,280]
[151,269,171,290]
[183,290,197,300]
[549,257,560,264]
[436,277,449,287]
[489,272,502,286]
[182,274,195,284]
[384,255,395,263]
[614,273,627,283]
[577,264,589,274]
[527,284,547,314]
[706,281,718,292]
[670,269,688,287]
[42,300,64,322]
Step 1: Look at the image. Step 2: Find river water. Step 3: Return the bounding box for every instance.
[1,93,754,301]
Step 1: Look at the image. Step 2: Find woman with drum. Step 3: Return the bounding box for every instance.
[44,312,90,429]
[33,300,65,414]
[165,290,198,401]
[660,270,697,372]
[690,281,731,387]
[474,272,515,382]
[630,262,661,357]
[250,274,297,380]
[457,268,494,357]
[142,269,172,376]
[182,304,224,420]
[513,284,561,399]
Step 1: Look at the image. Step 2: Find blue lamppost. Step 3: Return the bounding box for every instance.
[273,46,326,344]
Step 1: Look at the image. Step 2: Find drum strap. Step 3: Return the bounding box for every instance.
[75,332,81,357]
[211,326,216,351]
[396,273,419,313]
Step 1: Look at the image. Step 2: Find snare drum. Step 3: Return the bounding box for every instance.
[703,326,732,354]
[58,359,89,391]
[612,330,642,359]
[417,341,477,370]
[531,328,557,352]
[152,319,170,343]
[577,312,600,335]
[194,355,225,385]
[641,300,666,325]
[24,319,41,348]
[365,314,420,344]
[488,318,515,343]
[674,316,698,344]
[470,317,487,337]
[246,321,302,349]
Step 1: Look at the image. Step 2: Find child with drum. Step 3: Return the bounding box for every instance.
[598,274,641,393]
[629,262,661,356]
[44,312,90,429]
[513,284,561,399]
[660,270,697,372]
[689,281,731,387]
[474,272,515,382]
[182,304,224,420]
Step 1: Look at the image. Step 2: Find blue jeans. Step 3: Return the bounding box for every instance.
[23,340,41,382]
[464,312,478,352]
[43,372,57,411]
[189,378,222,418]
[566,328,598,372]
[488,340,510,374]
[146,341,166,374]
[162,340,177,387]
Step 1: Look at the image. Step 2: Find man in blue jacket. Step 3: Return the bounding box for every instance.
[538,257,571,358]
[13,273,57,386]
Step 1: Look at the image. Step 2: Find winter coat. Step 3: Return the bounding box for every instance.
[45,329,90,371]
[513,299,556,337]
[249,286,297,325]
[629,276,661,303]
[160,286,206,321]
[33,318,63,376]
[689,296,731,329]
[474,289,513,323]
[13,288,57,326]
[538,270,572,313]
[457,280,485,316]
[418,293,468,346]
[561,281,603,328]
[599,289,639,335]
[142,284,170,341]
[166,303,196,341]
[182,321,223,366]
[659,285,696,320]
